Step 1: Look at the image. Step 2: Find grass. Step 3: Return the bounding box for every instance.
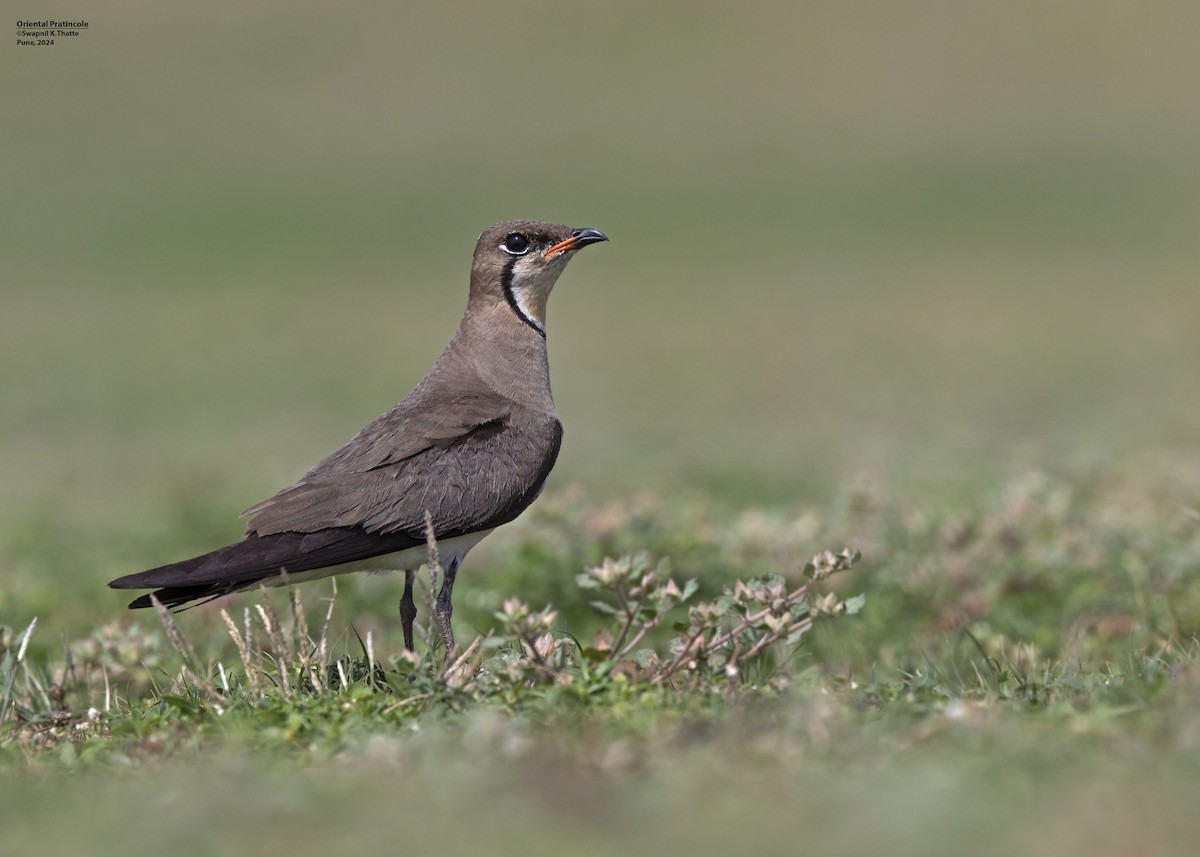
[4,469,1200,855]
[5,1,1200,854]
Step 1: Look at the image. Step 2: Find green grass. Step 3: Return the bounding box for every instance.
[5,470,1200,855]
[4,1,1200,854]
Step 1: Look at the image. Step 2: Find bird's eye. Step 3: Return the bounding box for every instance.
[501,233,532,256]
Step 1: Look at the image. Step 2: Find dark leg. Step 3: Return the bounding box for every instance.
[435,558,460,654]
[399,569,417,652]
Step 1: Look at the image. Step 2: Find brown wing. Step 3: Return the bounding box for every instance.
[301,390,514,476]
[241,386,560,541]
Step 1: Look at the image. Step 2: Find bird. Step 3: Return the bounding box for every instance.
[109,220,608,653]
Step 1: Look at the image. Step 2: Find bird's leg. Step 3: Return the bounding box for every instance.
[435,557,459,654]
[399,569,418,652]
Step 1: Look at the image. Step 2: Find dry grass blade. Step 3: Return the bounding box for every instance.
[290,587,322,692]
[1,618,40,725]
[290,588,310,650]
[381,691,432,715]
[61,633,77,697]
[317,579,337,664]
[149,595,214,695]
[16,617,36,663]
[243,606,254,674]
[441,634,483,686]
[424,510,441,646]
[255,587,292,664]
[149,595,197,670]
[255,588,292,700]
[220,608,257,686]
[423,510,440,570]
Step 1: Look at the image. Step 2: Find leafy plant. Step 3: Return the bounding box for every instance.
[571,549,863,686]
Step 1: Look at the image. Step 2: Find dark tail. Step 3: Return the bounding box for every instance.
[109,527,425,610]
[124,581,261,611]
[109,538,279,610]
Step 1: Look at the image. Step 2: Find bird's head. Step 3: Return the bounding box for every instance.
[469,220,608,336]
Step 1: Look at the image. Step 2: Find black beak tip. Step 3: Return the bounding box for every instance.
[570,227,608,247]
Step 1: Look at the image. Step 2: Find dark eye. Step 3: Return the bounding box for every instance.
[501,233,531,255]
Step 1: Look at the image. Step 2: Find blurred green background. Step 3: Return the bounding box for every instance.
[5,0,1198,523]
[3,0,1199,636]
[4,2,1200,854]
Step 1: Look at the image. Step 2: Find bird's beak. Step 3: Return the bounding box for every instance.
[545,227,608,259]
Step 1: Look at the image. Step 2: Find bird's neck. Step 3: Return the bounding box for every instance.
[443,306,555,412]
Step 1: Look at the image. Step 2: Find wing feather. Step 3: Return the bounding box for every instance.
[242,389,559,542]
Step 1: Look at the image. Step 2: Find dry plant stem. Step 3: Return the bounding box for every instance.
[318,579,337,664]
[290,588,323,693]
[741,616,813,663]
[381,692,433,715]
[16,617,36,662]
[615,617,661,661]
[61,634,76,698]
[220,608,257,686]
[653,583,816,685]
[255,589,292,700]
[149,595,196,668]
[654,632,705,686]
[421,512,443,654]
[423,511,440,570]
[610,590,638,655]
[149,595,216,696]
[256,586,292,664]
[426,567,438,640]
[439,634,483,681]
[243,607,254,678]
[290,589,309,653]
[707,583,814,653]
